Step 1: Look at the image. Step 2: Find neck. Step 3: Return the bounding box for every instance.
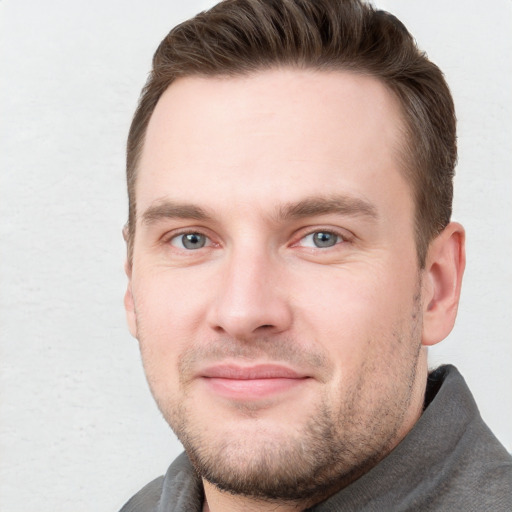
[202,480,307,512]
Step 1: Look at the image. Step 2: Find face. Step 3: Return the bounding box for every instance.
[126,69,429,503]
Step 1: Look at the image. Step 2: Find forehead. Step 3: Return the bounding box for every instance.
[137,68,411,221]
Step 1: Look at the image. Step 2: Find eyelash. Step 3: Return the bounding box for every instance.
[293,227,352,250]
[163,230,216,251]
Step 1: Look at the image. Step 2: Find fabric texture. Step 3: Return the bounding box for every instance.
[119,365,512,511]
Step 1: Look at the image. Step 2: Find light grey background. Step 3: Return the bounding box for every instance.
[0,1,510,511]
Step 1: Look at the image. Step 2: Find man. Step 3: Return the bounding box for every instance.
[120,0,512,510]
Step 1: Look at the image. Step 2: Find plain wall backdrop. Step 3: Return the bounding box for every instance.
[0,1,510,511]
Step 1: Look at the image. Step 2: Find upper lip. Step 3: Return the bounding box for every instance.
[199,364,307,380]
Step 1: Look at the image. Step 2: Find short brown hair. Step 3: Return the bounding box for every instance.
[126,0,456,266]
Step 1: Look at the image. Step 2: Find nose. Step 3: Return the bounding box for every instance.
[207,247,293,340]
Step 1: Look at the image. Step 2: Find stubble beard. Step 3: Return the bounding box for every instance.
[143,294,424,504]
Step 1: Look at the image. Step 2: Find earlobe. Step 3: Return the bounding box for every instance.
[421,222,466,346]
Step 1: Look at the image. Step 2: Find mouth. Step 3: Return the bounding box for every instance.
[199,364,310,400]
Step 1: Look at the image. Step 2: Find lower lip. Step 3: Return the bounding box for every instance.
[203,377,307,400]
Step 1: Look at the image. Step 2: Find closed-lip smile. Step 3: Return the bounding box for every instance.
[198,364,310,400]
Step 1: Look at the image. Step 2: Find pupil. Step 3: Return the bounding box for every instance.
[183,233,205,249]
[313,232,336,248]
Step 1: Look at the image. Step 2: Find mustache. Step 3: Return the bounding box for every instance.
[178,335,333,382]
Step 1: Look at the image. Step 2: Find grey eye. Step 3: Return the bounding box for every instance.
[299,231,342,248]
[310,231,340,248]
[171,233,208,250]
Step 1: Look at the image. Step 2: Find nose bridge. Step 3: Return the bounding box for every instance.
[208,238,291,338]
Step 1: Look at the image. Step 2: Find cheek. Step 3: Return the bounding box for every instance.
[294,263,418,368]
[131,272,209,387]
[134,269,209,332]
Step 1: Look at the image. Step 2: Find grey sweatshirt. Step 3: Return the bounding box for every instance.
[119,365,512,511]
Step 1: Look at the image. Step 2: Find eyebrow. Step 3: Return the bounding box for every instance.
[140,194,378,226]
[141,201,212,225]
[275,195,378,221]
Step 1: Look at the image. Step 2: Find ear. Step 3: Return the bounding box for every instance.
[123,226,138,339]
[421,222,466,346]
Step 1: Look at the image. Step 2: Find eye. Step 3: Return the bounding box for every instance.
[299,231,342,248]
[170,232,210,250]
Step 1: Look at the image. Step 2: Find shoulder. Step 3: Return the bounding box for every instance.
[118,476,165,512]
[423,366,512,510]
[117,453,203,512]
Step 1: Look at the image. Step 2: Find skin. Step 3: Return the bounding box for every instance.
[124,69,465,512]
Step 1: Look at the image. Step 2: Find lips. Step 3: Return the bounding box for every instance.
[199,364,309,400]
[201,364,304,380]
